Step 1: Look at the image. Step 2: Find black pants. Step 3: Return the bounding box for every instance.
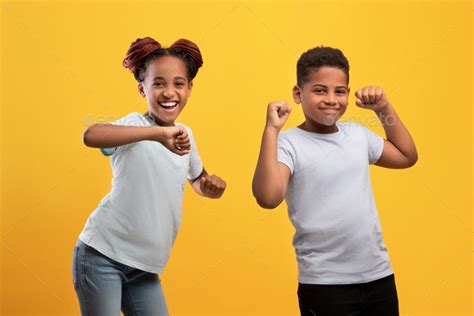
[298,274,399,316]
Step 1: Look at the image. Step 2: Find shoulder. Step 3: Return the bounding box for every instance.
[337,121,371,138]
[278,127,301,152]
[279,127,300,141]
[175,121,190,129]
[175,122,193,134]
[339,121,383,152]
[111,112,148,127]
[175,122,197,142]
[340,120,380,133]
[337,120,364,131]
[120,112,143,120]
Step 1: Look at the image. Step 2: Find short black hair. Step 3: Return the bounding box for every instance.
[296,46,349,86]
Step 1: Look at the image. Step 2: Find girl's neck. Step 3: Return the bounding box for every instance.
[143,112,175,127]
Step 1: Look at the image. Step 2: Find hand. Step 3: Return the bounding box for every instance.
[157,126,191,155]
[266,101,292,131]
[355,86,391,112]
[199,174,226,199]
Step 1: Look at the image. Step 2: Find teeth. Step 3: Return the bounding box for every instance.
[160,102,178,108]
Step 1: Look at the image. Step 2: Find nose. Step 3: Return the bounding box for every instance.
[162,87,175,99]
[324,92,337,105]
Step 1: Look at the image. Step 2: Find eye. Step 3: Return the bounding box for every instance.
[313,88,325,94]
[336,90,347,95]
[175,82,185,88]
[153,82,164,87]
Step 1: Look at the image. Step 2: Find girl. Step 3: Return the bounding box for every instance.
[72,37,226,316]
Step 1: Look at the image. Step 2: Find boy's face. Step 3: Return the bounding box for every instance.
[138,55,192,126]
[293,66,349,131]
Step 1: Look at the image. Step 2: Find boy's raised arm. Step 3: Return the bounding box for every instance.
[355,86,418,169]
[252,101,292,209]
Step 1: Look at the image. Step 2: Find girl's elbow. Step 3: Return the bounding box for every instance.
[82,125,98,147]
[82,129,90,146]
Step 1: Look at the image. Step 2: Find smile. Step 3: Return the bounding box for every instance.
[159,101,178,110]
[320,108,339,114]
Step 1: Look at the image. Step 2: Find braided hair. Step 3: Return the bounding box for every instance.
[122,37,203,82]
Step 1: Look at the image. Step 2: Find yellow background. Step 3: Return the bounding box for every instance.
[1,0,472,315]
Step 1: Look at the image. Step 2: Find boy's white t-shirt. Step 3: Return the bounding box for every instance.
[79,112,203,275]
[277,121,393,284]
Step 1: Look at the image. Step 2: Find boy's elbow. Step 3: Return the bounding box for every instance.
[253,193,282,209]
[405,153,418,168]
[408,156,418,167]
[256,199,279,209]
[252,179,285,209]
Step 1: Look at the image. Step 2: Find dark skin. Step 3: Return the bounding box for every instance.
[83,55,226,198]
[252,66,417,208]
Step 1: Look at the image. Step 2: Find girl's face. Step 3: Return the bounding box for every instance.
[293,66,349,133]
[138,55,192,126]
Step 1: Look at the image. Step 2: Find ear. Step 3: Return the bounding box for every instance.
[138,83,145,97]
[293,85,302,104]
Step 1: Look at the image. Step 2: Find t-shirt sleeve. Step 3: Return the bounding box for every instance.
[277,133,295,175]
[185,127,203,180]
[361,124,385,164]
[100,112,144,156]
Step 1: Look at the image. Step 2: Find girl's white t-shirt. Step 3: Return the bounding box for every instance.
[79,112,203,275]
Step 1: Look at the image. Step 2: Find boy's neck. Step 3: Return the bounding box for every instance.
[299,121,339,134]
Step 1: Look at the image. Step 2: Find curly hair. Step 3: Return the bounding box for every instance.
[296,46,349,86]
[122,37,203,82]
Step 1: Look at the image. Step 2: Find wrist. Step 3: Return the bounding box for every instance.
[375,103,396,125]
[264,124,281,135]
[375,102,394,116]
[150,126,165,142]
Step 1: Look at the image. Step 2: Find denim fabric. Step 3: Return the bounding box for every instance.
[72,239,169,316]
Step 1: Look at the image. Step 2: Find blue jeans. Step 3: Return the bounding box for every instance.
[72,239,169,316]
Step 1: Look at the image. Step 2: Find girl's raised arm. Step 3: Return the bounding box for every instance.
[83,123,191,156]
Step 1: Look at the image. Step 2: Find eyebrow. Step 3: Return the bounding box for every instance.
[153,76,187,81]
[311,84,348,89]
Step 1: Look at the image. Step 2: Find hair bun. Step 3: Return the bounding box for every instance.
[171,39,203,68]
[122,37,161,74]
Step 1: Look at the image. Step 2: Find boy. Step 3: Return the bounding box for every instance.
[252,46,417,316]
